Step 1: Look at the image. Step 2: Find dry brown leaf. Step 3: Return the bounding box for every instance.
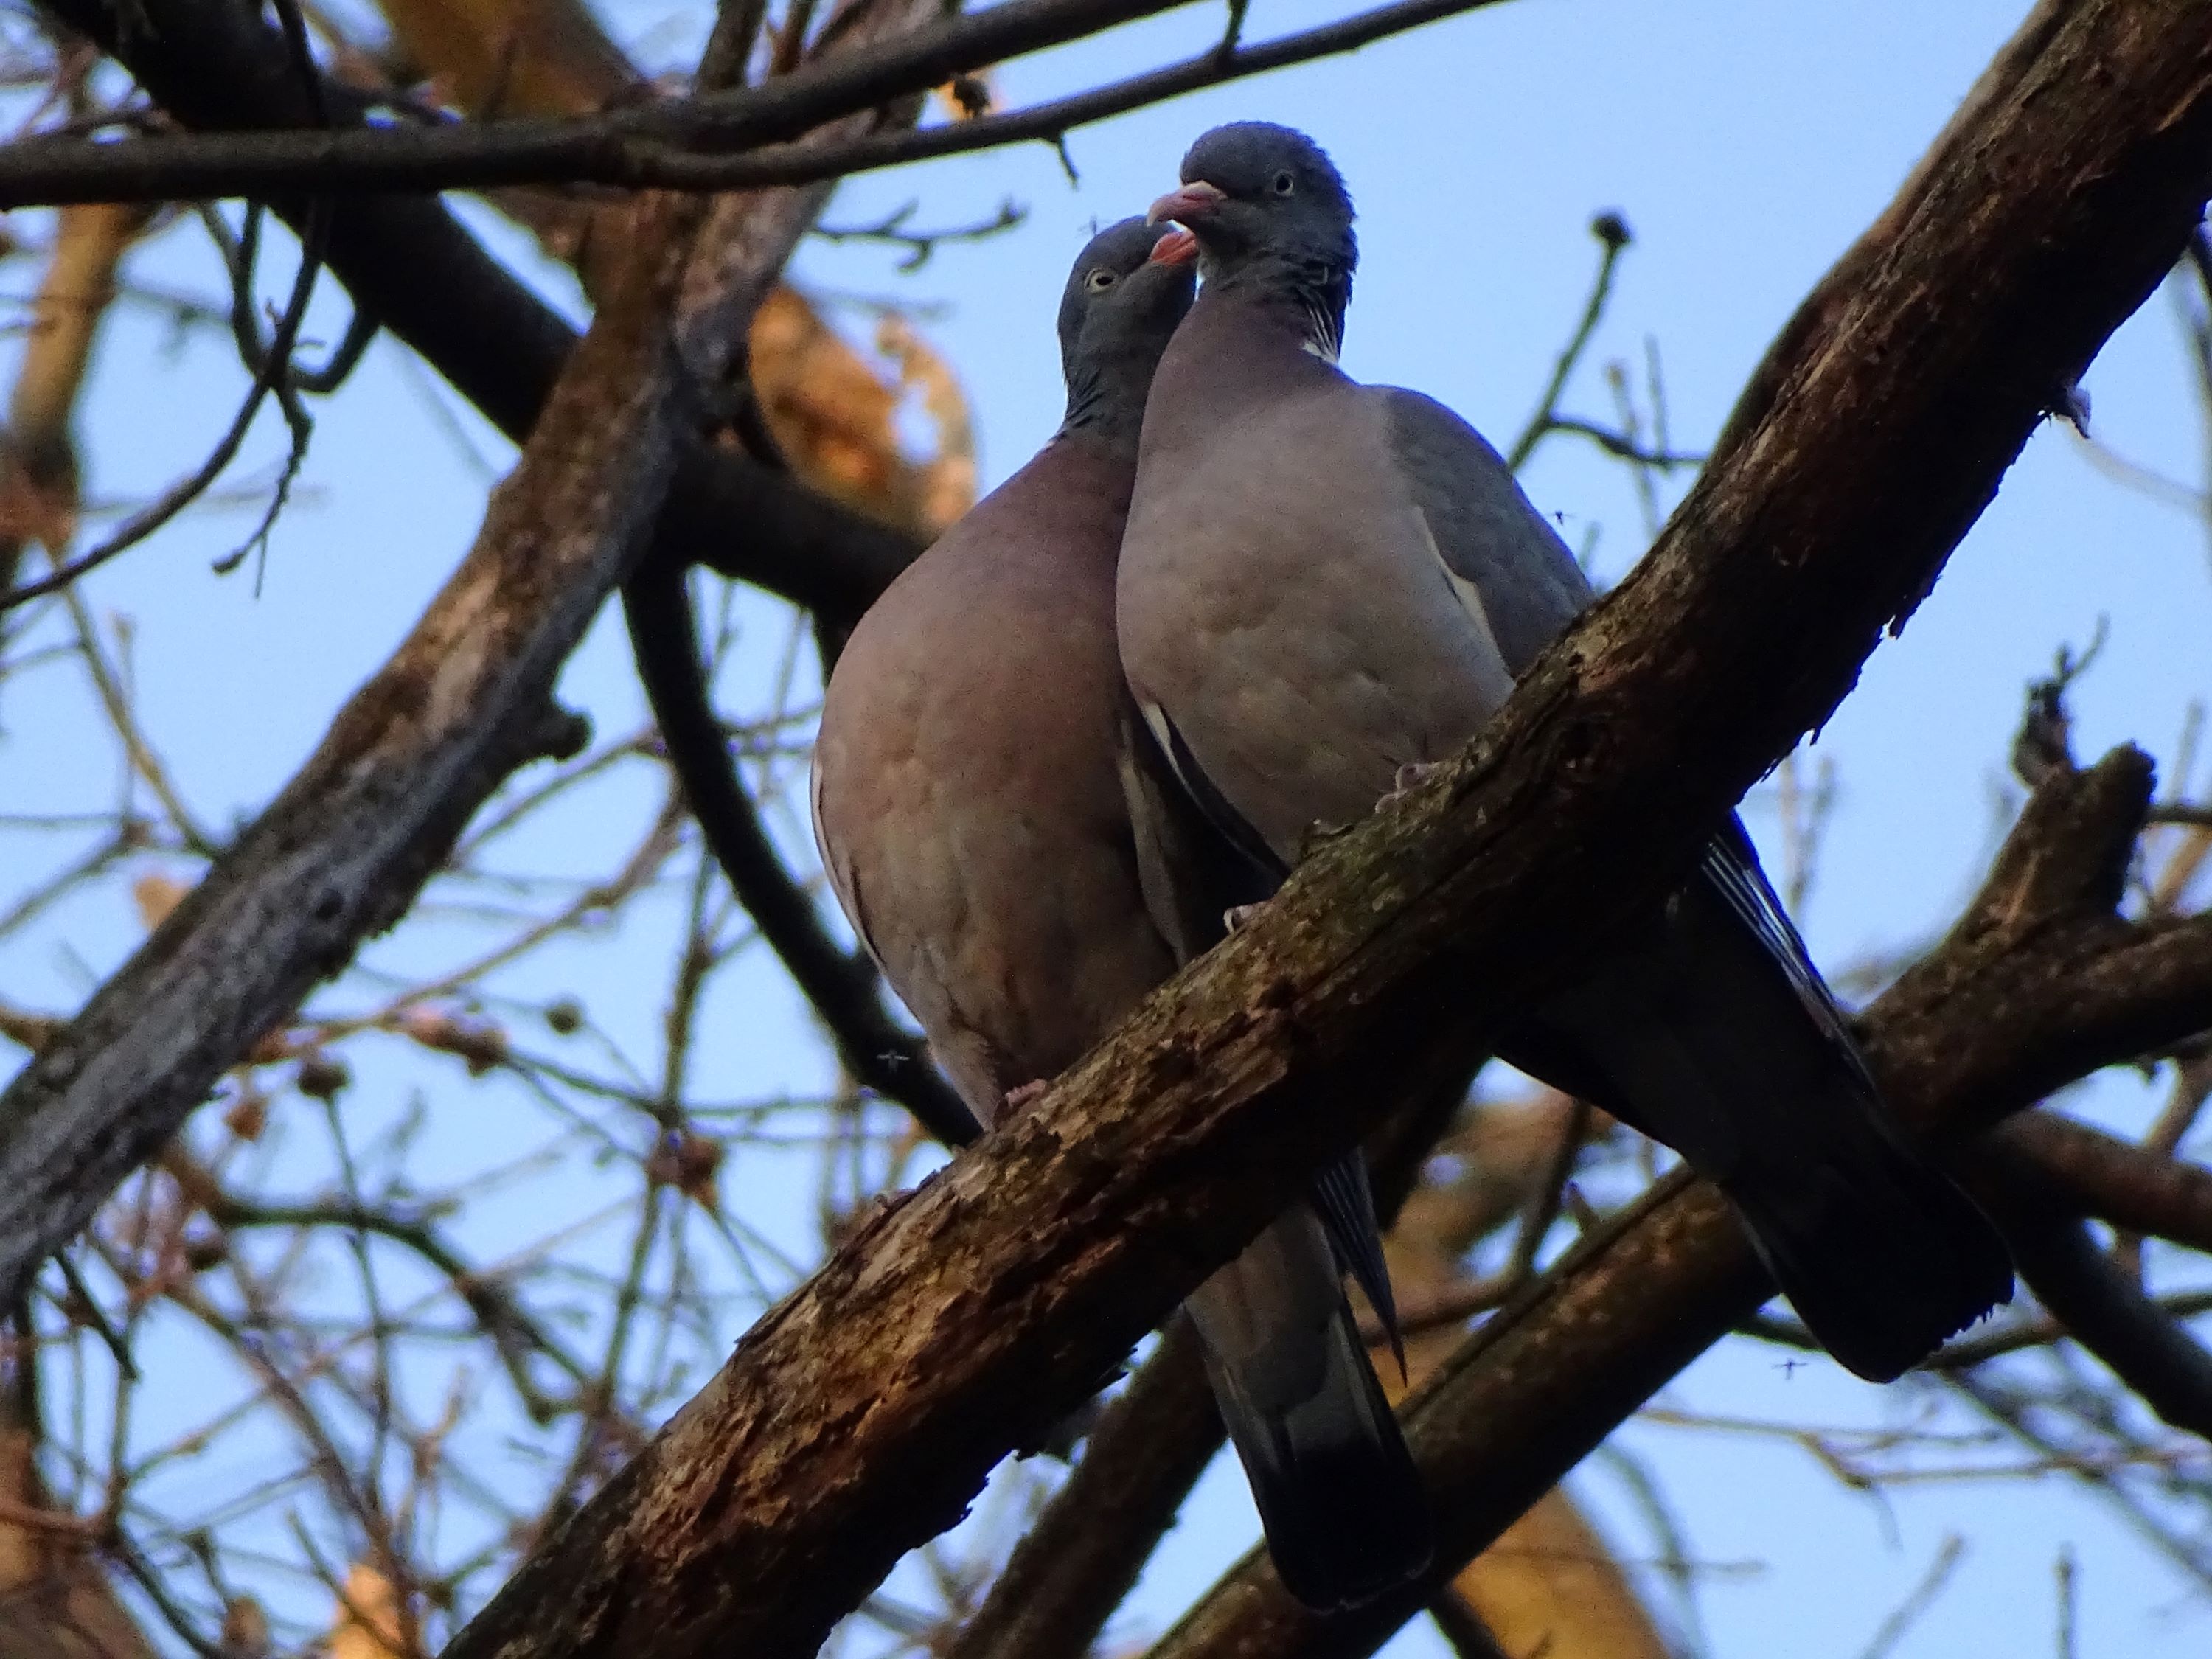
[329,1564,408,1659]
[129,872,187,932]
[367,4,973,536]
[645,1127,725,1211]
[221,1087,268,1141]
[392,1006,509,1074]
[1,201,152,589]
[374,0,635,117]
[747,288,977,538]
[877,311,977,533]
[935,70,995,119]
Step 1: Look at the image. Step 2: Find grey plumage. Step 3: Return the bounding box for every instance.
[810,218,1428,1610]
[1123,123,2014,1385]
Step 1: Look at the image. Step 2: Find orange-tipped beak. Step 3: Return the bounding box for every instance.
[1148,227,1199,267]
[1147,180,1228,226]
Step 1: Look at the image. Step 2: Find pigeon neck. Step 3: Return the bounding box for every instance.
[1057,358,1152,453]
[1203,251,1351,362]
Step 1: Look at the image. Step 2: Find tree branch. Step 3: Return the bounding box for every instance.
[941,1321,1223,1659]
[1986,1198,2212,1439]
[1994,1110,2212,1254]
[422,4,2212,1651]
[37,0,926,631]
[7,0,1528,206]
[41,0,956,1152]
[9,0,1203,205]
[944,1072,1480,1659]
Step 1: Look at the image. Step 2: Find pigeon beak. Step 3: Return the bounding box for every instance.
[1147,180,1228,227]
[1148,227,1199,267]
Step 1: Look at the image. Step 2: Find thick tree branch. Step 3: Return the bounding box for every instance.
[0,0,953,1310]
[945,1075,1480,1659]
[7,0,1517,204]
[1987,1200,2212,1439]
[1994,1110,2212,1253]
[11,0,1214,204]
[1969,1117,2212,1438]
[417,4,2212,1652]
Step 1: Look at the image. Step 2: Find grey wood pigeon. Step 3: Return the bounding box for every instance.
[1121,124,2014,1385]
[810,218,1431,1610]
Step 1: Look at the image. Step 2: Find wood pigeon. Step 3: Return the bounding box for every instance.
[1121,123,2014,1385]
[810,218,1431,1610]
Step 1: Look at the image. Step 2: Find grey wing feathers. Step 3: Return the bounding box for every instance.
[1700,816,1879,1091]
[1118,706,1404,1360]
[1310,1152,1403,1374]
[1378,386,1595,675]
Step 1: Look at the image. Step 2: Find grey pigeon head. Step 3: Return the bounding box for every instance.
[1148,122,1358,282]
[1054,218,1197,441]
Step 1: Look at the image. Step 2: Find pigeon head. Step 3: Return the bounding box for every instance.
[1147,123,1357,285]
[1056,217,1197,443]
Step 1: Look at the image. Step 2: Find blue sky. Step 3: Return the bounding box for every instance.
[4,0,2211,1652]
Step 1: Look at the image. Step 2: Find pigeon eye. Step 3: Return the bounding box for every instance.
[1085,268,1118,292]
[1270,170,1296,196]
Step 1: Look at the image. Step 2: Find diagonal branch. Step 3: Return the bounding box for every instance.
[943,1073,1480,1659]
[1994,1110,2212,1253]
[423,4,2212,1652]
[0,0,956,1311]
[1986,1199,2212,1439]
[41,0,959,1152]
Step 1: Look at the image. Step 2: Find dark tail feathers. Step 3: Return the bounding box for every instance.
[1204,1297,1431,1611]
[1727,1105,2014,1382]
[1503,855,2014,1385]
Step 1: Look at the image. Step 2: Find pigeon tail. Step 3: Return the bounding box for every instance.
[1722,1090,2016,1382]
[1499,866,2014,1385]
[1197,1295,1432,1611]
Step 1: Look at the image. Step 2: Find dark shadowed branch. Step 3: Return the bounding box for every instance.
[622,562,977,1147]
[4,0,1523,204]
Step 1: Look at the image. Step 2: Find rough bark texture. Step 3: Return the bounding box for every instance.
[942,1065,1483,1659]
[0,0,947,1307]
[432,3,2212,1653]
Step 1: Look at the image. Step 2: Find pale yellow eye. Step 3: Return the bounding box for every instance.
[1085,268,1118,293]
